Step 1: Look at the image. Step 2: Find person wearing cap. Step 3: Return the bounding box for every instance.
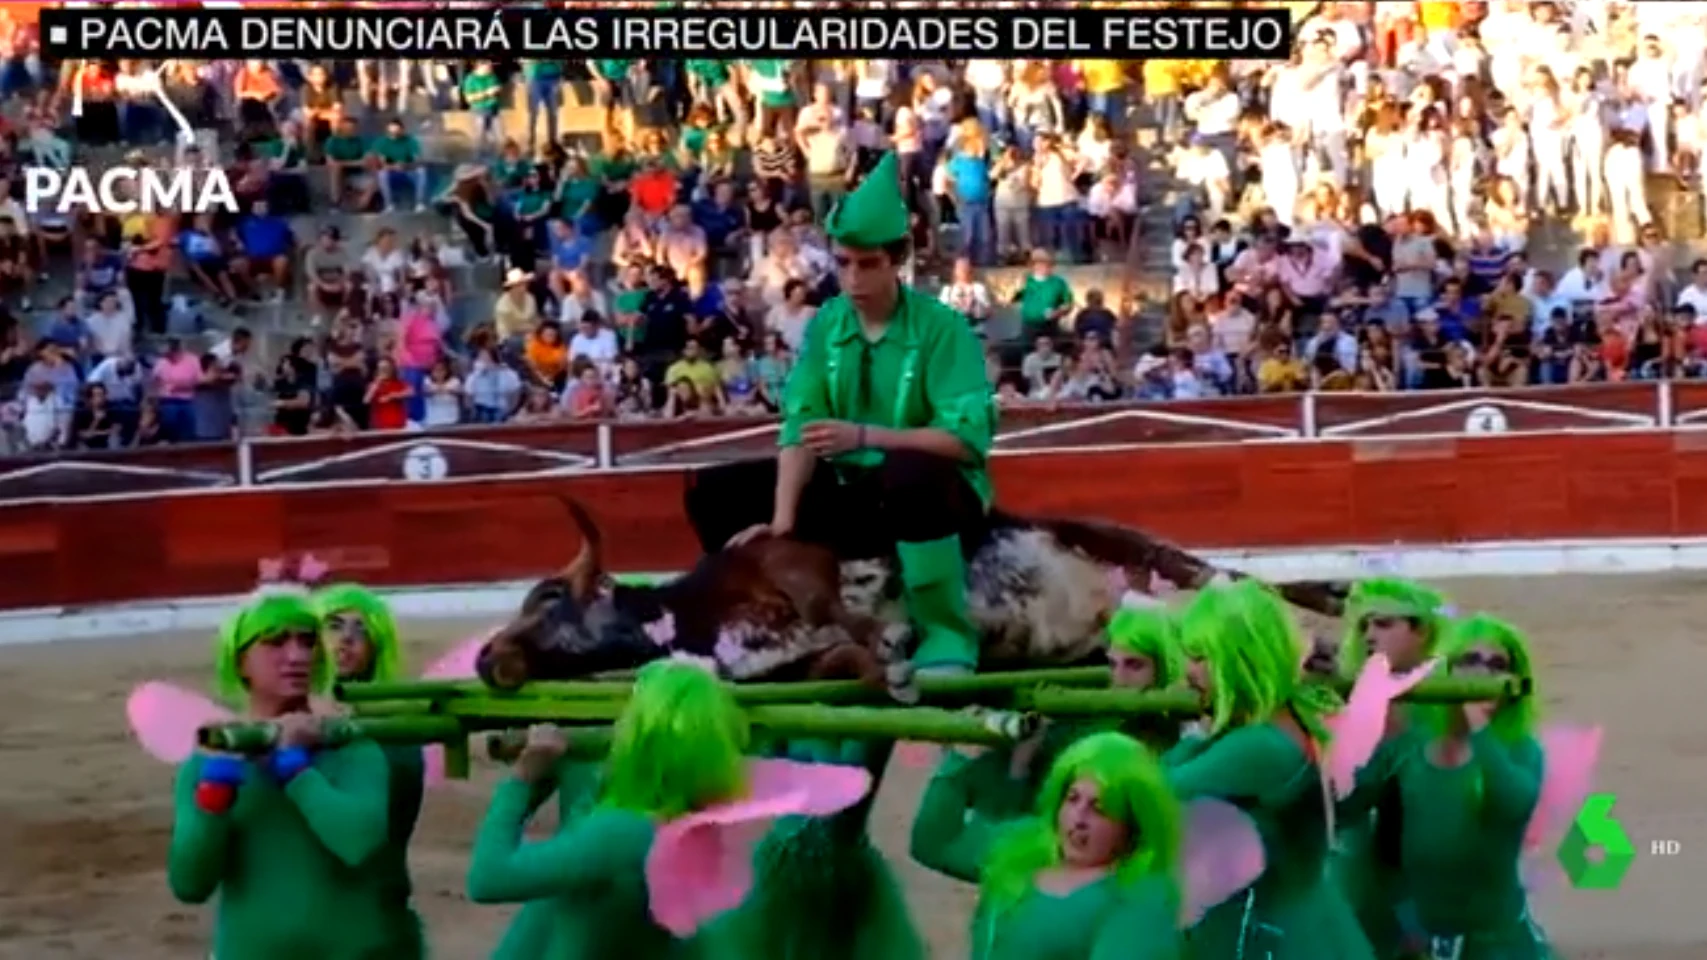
[685,152,994,678]
[494,267,540,351]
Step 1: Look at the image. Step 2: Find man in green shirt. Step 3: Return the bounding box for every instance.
[460,61,503,155]
[1015,249,1075,341]
[323,116,370,212]
[684,153,995,677]
[523,60,564,152]
[368,119,426,213]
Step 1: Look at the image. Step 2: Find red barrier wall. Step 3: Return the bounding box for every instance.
[5,429,1703,611]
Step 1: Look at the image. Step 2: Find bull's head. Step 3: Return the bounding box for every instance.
[476,499,668,689]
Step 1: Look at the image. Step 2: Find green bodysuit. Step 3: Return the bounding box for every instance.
[1346,730,1552,960]
[1334,706,1425,959]
[490,760,604,960]
[468,778,714,960]
[910,759,1184,960]
[707,739,925,960]
[1164,725,1375,960]
[167,743,418,960]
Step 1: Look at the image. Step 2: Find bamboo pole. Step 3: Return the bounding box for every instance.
[335,667,1112,705]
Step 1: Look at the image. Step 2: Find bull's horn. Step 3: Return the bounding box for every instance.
[557,497,604,603]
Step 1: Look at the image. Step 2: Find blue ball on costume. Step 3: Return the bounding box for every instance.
[268,746,314,783]
[201,754,248,786]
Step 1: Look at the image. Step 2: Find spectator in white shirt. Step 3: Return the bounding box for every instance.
[1172,243,1220,309]
[938,257,991,334]
[1183,73,1241,166]
[1556,248,1610,306]
[1172,135,1231,225]
[1629,36,1674,172]
[568,314,619,370]
[1677,259,1707,318]
[21,380,65,450]
[1303,311,1360,374]
[85,291,134,361]
[87,354,145,408]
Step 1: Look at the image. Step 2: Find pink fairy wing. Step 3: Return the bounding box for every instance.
[1181,798,1266,926]
[1521,724,1604,889]
[646,758,873,936]
[127,682,235,764]
[1324,655,1440,798]
[422,630,495,680]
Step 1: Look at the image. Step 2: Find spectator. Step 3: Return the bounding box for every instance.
[270,339,318,437]
[191,351,238,442]
[494,268,541,349]
[364,356,412,430]
[525,320,570,391]
[1015,249,1073,342]
[568,313,618,372]
[663,338,719,414]
[369,117,428,213]
[420,358,464,428]
[20,379,66,450]
[467,346,521,424]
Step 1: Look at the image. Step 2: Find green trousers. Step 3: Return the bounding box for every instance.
[896,535,979,671]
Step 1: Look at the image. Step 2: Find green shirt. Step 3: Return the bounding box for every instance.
[462,71,503,113]
[1018,274,1074,329]
[494,156,528,188]
[558,176,600,218]
[324,134,367,164]
[593,154,637,183]
[594,60,632,82]
[515,188,552,219]
[371,134,420,166]
[167,744,422,960]
[745,60,796,107]
[779,286,995,507]
[524,60,563,82]
[685,59,730,86]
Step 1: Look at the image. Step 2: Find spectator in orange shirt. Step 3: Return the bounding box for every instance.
[524,319,570,391]
[630,157,678,223]
[234,60,282,132]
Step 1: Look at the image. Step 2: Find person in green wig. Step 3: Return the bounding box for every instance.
[167,593,422,959]
[466,659,755,959]
[312,583,428,958]
[707,737,927,960]
[1165,579,1374,960]
[681,149,996,678]
[908,602,1190,877]
[1341,614,1553,960]
[1333,576,1451,957]
[910,731,1186,960]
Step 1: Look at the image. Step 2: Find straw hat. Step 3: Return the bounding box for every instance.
[503,268,533,288]
[453,163,488,183]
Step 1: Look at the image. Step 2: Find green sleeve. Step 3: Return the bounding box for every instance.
[923,307,995,463]
[166,756,232,904]
[1470,730,1543,824]
[909,753,1001,883]
[1336,732,1409,821]
[467,779,652,903]
[778,308,835,447]
[283,740,392,868]
[1166,725,1309,802]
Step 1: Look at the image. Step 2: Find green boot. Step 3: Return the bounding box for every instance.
[896,535,980,672]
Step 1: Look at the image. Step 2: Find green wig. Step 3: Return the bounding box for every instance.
[980,731,1182,912]
[1337,577,1451,676]
[313,582,404,682]
[1107,605,1187,689]
[1429,613,1540,742]
[599,660,751,820]
[1180,580,1341,745]
[213,592,331,706]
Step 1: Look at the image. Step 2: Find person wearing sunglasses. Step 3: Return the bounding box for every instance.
[1338,614,1554,960]
[167,591,423,959]
[1334,576,1453,959]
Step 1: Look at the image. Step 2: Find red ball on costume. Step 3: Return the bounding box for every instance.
[194,780,236,814]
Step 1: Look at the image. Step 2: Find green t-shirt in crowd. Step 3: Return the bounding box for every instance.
[592,154,636,183]
[515,189,552,219]
[1018,274,1074,330]
[558,177,600,218]
[462,71,502,113]
[746,59,796,107]
[594,60,632,82]
[685,60,730,86]
[371,134,420,166]
[324,134,367,164]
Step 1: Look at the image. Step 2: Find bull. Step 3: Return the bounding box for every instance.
[475,499,1348,691]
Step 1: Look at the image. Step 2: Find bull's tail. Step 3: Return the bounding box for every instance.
[1009,512,1349,618]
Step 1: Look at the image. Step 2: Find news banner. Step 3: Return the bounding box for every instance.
[41,5,1293,60]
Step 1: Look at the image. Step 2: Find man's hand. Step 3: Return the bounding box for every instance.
[727,521,791,548]
[1463,701,1496,733]
[802,420,866,456]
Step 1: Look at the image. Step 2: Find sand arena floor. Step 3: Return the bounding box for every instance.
[0,574,1705,958]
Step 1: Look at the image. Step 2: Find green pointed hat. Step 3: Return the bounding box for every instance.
[1337,576,1451,674]
[824,151,909,249]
